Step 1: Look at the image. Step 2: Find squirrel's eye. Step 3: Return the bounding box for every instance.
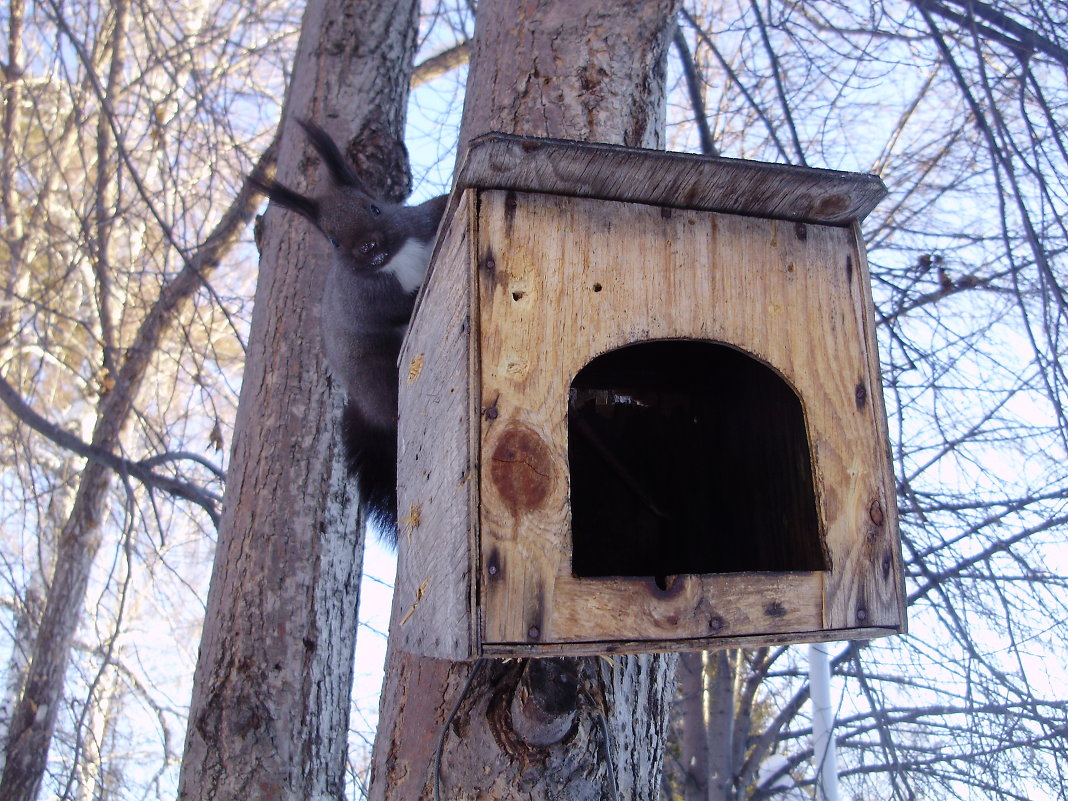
[327,236,339,248]
[370,204,381,216]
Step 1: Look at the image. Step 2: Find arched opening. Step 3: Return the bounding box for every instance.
[568,340,826,580]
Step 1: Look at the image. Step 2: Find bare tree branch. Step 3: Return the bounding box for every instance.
[0,373,221,524]
[673,24,717,156]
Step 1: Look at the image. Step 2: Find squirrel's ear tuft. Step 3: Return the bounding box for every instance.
[297,119,370,193]
[249,173,320,223]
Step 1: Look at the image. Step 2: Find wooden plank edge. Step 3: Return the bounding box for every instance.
[466,195,483,658]
[849,222,908,634]
[403,187,471,349]
[479,624,904,658]
[456,132,888,225]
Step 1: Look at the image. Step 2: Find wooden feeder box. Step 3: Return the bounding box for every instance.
[394,134,905,659]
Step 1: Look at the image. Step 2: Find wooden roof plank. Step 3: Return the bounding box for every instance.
[456,133,887,225]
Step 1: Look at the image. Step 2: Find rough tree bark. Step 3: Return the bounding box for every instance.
[176,1,420,799]
[371,2,680,799]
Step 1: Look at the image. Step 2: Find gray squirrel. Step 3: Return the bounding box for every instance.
[250,120,448,543]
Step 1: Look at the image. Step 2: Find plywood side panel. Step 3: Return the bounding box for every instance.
[477,189,902,650]
[394,190,478,659]
[822,225,906,631]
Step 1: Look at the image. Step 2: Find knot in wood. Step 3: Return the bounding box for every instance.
[508,658,580,747]
[489,425,554,515]
[868,498,885,526]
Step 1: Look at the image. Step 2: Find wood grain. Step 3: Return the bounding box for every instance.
[394,190,478,659]
[457,133,887,225]
[476,189,902,652]
[397,168,902,656]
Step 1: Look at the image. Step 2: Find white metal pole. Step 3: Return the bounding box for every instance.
[808,642,839,801]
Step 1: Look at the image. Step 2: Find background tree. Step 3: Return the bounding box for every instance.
[1,0,1065,799]
[658,2,1068,799]
[0,0,297,797]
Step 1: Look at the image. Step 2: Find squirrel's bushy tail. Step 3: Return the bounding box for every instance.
[341,403,398,546]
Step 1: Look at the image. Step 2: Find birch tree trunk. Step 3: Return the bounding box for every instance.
[176,1,420,799]
[680,652,710,801]
[371,2,680,798]
[706,651,736,801]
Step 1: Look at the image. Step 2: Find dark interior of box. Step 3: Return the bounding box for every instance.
[568,340,827,584]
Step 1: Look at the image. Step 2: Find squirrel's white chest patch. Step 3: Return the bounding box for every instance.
[384,238,432,294]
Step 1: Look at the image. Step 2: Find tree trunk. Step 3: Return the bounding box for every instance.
[371,2,680,799]
[680,652,710,801]
[455,0,677,152]
[176,1,420,800]
[706,651,736,801]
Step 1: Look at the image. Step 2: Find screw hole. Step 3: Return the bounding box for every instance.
[512,290,525,301]
[592,282,602,292]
